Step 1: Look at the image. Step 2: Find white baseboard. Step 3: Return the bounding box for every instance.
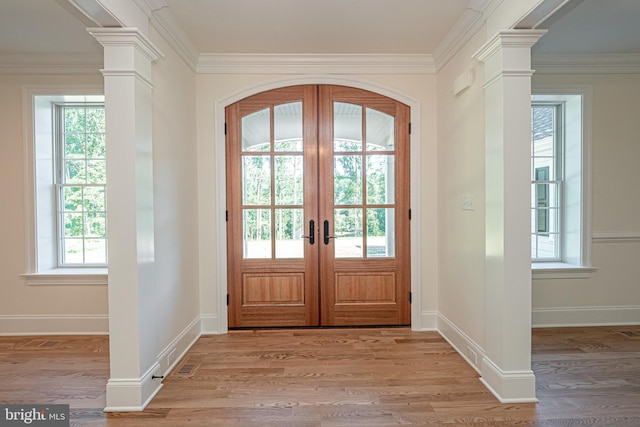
[533,306,640,327]
[0,315,109,335]
[201,314,223,334]
[437,313,537,403]
[480,358,538,403]
[104,315,201,412]
[156,316,202,377]
[104,362,163,412]
[418,310,438,331]
[436,313,484,374]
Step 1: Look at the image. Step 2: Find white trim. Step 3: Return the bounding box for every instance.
[212,76,423,333]
[533,306,640,327]
[437,313,537,403]
[22,86,105,279]
[0,54,102,75]
[437,313,485,374]
[0,315,108,336]
[531,85,593,269]
[104,363,163,412]
[104,315,201,412]
[200,315,222,335]
[419,311,438,331]
[21,269,108,286]
[592,231,640,243]
[532,263,596,280]
[155,316,201,377]
[479,358,538,404]
[198,54,435,75]
[532,53,640,74]
[432,0,491,71]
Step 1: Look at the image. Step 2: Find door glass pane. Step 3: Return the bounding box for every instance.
[366,108,395,151]
[275,208,303,258]
[275,155,303,205]
[334,102,362,152]
[366,155,395,204]
[334,208,363,258]
[242,108,270,152]
[274,102,303,152]
[242,156,271,205]
[367,208,395,257]
[243,209,271,258]
[334,155,362,205]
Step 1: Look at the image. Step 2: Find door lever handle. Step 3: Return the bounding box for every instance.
[323,220,336,245]
[302,219,315,245]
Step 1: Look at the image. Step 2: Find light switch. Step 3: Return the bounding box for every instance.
[462,194,475,211]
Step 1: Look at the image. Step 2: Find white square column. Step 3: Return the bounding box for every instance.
[88,28,164,411]
[473,29,546,403]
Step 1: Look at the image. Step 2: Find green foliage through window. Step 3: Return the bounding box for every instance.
[58,104,107,265]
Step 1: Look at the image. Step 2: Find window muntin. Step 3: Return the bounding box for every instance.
[56,104,107,266]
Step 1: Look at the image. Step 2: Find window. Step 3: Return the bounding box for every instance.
[531,90,594,277]
[21,89,107,285]
[56,105,107,265]
[531,103,561,260]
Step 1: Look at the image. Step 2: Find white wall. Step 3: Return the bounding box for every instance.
[0,74,108,335]
[145,24,200,370]
[436,28,488,350]
[532,72,640,326]
[195,73,438,332]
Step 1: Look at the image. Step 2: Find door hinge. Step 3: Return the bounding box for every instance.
[226,210,228,221]
[226,294,229,306]
[224,123,227,135]
[408,122,412,134]
[409,291,412,304]
[409,209,412,220]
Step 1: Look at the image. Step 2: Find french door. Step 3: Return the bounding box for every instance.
[226,85,410,328]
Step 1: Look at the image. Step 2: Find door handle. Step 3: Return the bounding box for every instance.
[323,220,336,245]
[302,219,315,245]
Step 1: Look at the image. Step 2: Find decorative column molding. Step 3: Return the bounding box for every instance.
[89,28,164,412]
[472,29,546,403]
[88,28,162,87]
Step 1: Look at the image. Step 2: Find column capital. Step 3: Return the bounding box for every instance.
[88,27,163,63]
[473,29,547,63]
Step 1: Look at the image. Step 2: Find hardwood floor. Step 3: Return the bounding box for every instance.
[0,327,639,426]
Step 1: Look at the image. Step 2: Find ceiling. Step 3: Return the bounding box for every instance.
[163,0,469,54]
[533,0,640,54]
[0,0,639,63]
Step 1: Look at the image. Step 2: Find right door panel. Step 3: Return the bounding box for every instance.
[318,85,411,326]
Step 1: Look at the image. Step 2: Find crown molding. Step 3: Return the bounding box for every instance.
[533,53,640,74]
[432,0,492,71]
[0,53,102,75]
[196,53,436,75]
[134,0,199,71]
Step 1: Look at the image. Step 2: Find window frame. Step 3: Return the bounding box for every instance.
[531,86,596,279]
[20,86,107,286]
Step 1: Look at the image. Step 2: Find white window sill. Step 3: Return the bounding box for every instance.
[532,262,596,280]
[21,268,108,286]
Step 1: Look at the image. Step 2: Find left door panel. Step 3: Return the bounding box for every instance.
[226,86,319,327]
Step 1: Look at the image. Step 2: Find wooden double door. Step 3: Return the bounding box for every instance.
[226,85,410,328]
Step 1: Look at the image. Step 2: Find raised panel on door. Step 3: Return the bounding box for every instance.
[318,85,411,326]
[226,86,319,327]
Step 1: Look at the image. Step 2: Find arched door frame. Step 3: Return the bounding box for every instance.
[213,76,423,332]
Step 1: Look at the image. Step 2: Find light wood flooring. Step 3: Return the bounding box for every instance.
[1,326,639,426]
